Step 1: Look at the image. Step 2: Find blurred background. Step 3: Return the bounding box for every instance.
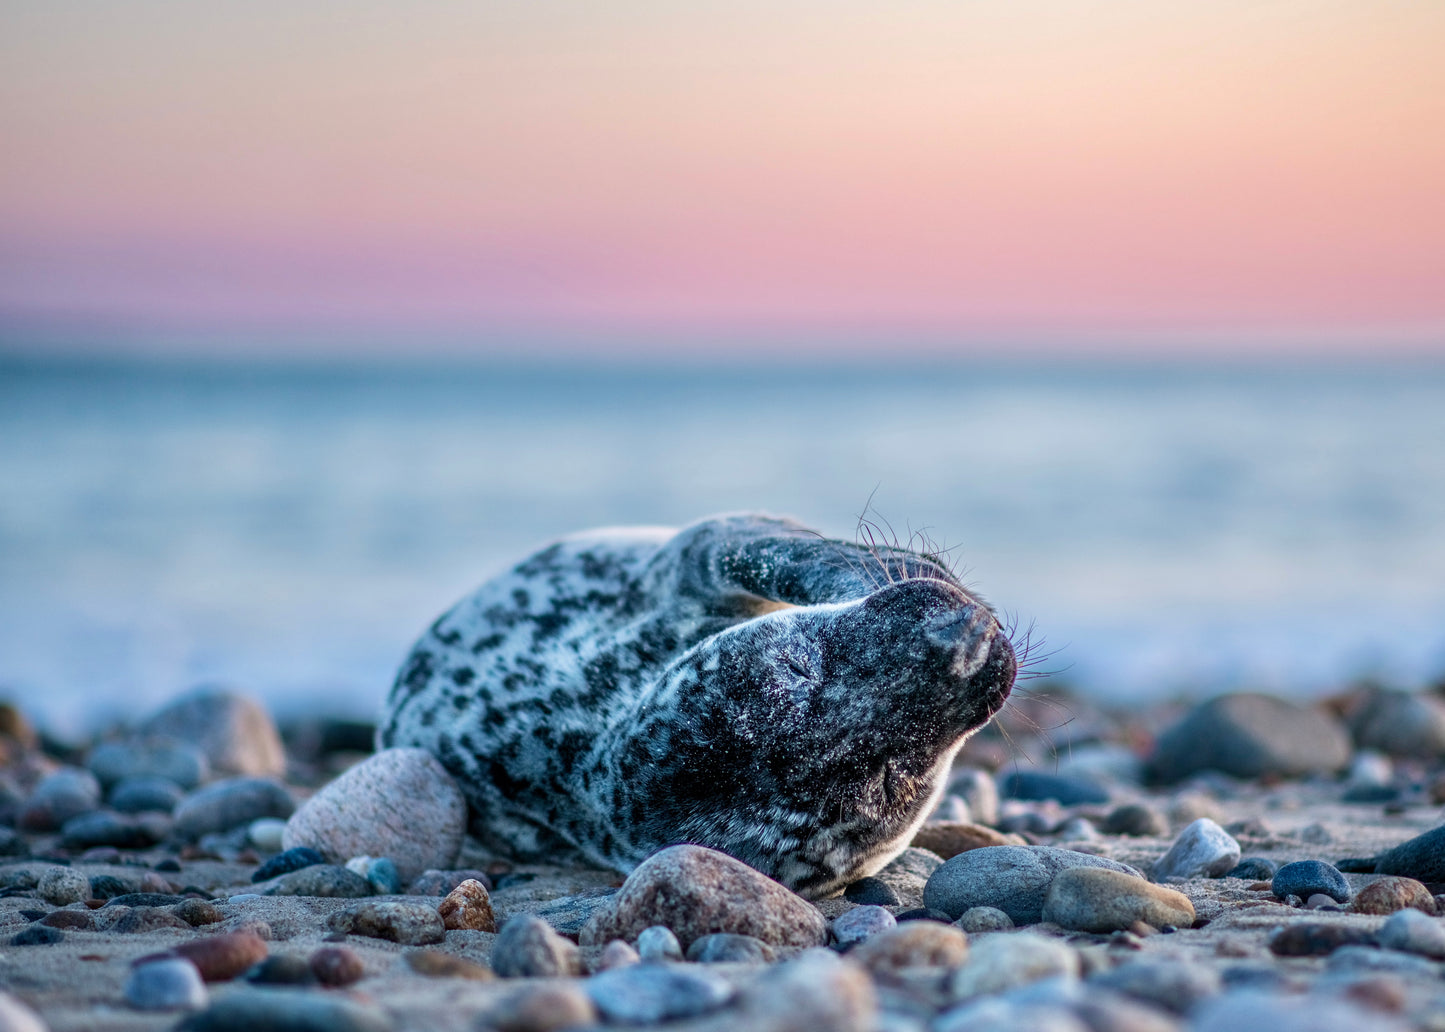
[2,2,1442,733]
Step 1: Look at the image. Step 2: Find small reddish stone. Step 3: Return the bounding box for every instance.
[1350,877,1437,916]
[309,945,366,987]
[169,931,269,981]
[438,878,497,932]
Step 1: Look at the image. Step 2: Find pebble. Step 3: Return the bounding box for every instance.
[90,740,207,791]
[169,930,270,981]
[1272,860,1351,903]
[1323,943,1440,980]
[1073,989,1184,1032]
[403,950,494,980]
[173,779,295,840]
[308,945,366,986]
[586,962,734,1023]
[1150,819,1240,880]
[264,864,374,898]
[1267,922,1374,956]
[19,767,102,831]
[874,847,945,902]
[848,921,969,977]
[252,846,327,883]
[137,688,286,778]
[344,855,402,894]
[949,932,1080,1000]
[405,868,492,895]
[281,749,466,883]
[0,827,27,858]
[956,906,1015,932]
[1192,989,1410,1032]
[832,905,896,949]
[247,817,287,853]
[533,891,618,937]
[487,984,597,1032]
[492,914,582,977]
[1345,687,1445,760]
[1375,907,1445,958]
[1225,857,1277,880]
[37,866,91,905]
[686,932,776,963]
[922,845,1145,924]
[438,877,496,931]
[843,876,901,906]
[124,958,209,1011]
[949,767,1000,826]
[60,810,162,850]
[327,900,445,945]
[898,907,955,923]
[1305,894,1341,910]
[1371,823,1445,882]
[0,992,48,1032]
[596,939,641,971]
[114,906,193,933]
[1000,770,1110,805]
[1089,959,1221,1014]
[1101,804,1170,838]
[1042,867,1195,933]
[579,844,828,950]
[930,793,972,822]
[1147,693,1351,783]
[110,776,187,814]
[244,954,316,985]
[911,822,1024,859]
[731,949,877,1032]
[936,999,1090,1032]
[1055,817,1099,842]
[636,925,684,962]
[172,988,391,1032]
[1350,876,1436,915]
[174,899,224,926]
[39,909,94,930]
[11,925,64,945]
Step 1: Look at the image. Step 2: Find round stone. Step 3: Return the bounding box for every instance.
[124,958,208,1010]
[109,777,186,814]
[635,925,684,962]
[1349,876,1436,915]
[922,845,1145,924]
[955,906,1014,932]
[586,963,733,1024]
[1226,857,1278,880]
[832,905,896,949]
[685,932,775,963]
[1150,819,1240,880]
[1375,907,1445,959]
[37,866,91,905]
[843,876,901,906]
[1101,804,1170,838]
[491,914,581,978]
[90,741,207,791]
[949,932,1080,1000]
[1272,860,1351,904]
[848,921,969,977]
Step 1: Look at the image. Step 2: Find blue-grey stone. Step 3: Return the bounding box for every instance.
[344,856,402,895]
[90,740,207,790]
[252,847,326,883]
[586,963,733,1023]
[832,905,896,949]
[532,890,617,937]
[636,925,684,962]
[174,988,392,1032]
[60,810,161,850]
[491,914,580,978]
[844,876,901,906]
[1151,819,1240,880]
[1373,824,1445,883]
[1376,908,1445,959]
[125,958,208,1010]
[264,865,373,898]
[686,932,775,963]
[1146,693,1351,784]
[110,776,186,814]
[1225,857,1277,880]
[1087,959,1222,1014]
[173,779,294,841]
[1271,860,1350,903]
[1000,771,1110,806]
[19,768,101,831]
[922,845,1144,924]
[12,924,64,945]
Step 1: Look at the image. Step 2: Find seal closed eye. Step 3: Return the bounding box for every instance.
[379,513,1015,898]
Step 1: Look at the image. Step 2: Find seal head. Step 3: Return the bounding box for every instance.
[380,514,1015,898]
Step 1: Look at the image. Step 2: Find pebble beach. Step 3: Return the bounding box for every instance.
[3,681,1445,1032]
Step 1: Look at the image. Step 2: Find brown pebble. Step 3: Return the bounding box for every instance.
[1215,939,1256,958]
[139,872,177,894]
[1350,876,1437,916]
[1268,922,1374,956]
[172,899,224,926]
[848,922,969,978]
[595,939,640,972]
[38,910,94,930]
[404,950,495,980]
[438,878,497,932]
[1248,881,1274,891]
[487,983,598,1032]
[1126,920,1158,937]
[113,907,192,934]
[910,821,1025,859]
[309,945,366,987]
[1344,976,1408,1013]
[170,930,269,981]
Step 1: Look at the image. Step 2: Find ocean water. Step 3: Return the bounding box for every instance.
[2,355,1443,734]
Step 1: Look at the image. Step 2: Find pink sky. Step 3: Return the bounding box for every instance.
[1,1,1442,354]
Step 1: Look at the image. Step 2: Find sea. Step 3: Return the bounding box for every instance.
[2,354,1443,735]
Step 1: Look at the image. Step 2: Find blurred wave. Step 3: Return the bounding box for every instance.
[2,354,1443,732]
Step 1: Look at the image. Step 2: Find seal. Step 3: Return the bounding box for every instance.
[379,514,1016,898]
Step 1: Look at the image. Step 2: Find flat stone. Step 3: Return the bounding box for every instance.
[124,958,208,1011]
[1192,990,1410,1032]
[873,846,945,904]
[912,821,1025,858]
[1268,922,1374,956]
[173,779,295,841]
[1150,819,1239,880]
[842,876,900,906]
[137,688,286,778]
[173,899,224,926]
[174,988,391,1032]
[168,931,270,981]
[264,864,373,898]
[832,905,895,949]
[586,962,734,1023]
[308,946,365,987]
[730,949,877,1032]
[252,846,326,882]
[1323,943,1440,980]
[1376,907,1445,958]
[114,907,193,933]
[955,906,1014,932]
[328,900,445,945]
[922,845,1144,924]
[60,810,161,850]
[1000,771,1110,805]
[686,932,775,963]
[281,749,466,883]
[848,921,968,977]
[1146,693,1351,783]
[1043,867,1195,933]
[438,878,496,931]
[11,925,64,945]
[403,950,494,980]
[579,844,827,950]
[1350,876,1436,915]
[110,776,187,814]
[1100,804,1170,838]
[91,740,208,791]
[949,932,1080,1000]
[1372,823,1445,882]
[492,914,581,977]
[1272,860,1350,903]
[1088,959,1221,1014]
[244,955,317,986]
[533,890,616,937]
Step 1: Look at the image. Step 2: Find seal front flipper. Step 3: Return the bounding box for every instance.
[673,513,962,611]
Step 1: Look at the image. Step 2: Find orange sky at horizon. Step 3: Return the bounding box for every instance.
[1,1,1442,352]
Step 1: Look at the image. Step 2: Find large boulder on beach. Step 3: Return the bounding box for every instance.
[1146,693,1351,784]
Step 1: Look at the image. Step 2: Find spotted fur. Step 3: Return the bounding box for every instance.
[379,514,1015,898]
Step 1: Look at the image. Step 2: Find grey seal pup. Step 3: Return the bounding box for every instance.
[379,514,1016,898]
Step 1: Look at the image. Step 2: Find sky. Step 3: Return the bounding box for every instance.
[1,1,1442,356]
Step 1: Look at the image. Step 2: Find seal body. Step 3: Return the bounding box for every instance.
[379,514,1015,898]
